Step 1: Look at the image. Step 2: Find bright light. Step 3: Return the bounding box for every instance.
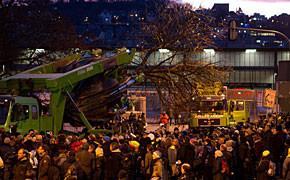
[245,49,256,53]
[204,49,215,54]
[159,49,170,53]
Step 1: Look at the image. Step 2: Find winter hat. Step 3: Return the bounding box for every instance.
[262,150,270,157]
[95,147,104,157]
[82,143,89,150]
[81,138,87,143]
[227,146,233,152]
[215,150,223,157]
[129,140,140,151]
[4,137,10,144]
[103,136,110,142]
[153,150,162,158]
[148,133,155,141]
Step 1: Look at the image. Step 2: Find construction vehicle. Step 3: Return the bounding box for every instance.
[0,48,136,135]
[189,85,252,127]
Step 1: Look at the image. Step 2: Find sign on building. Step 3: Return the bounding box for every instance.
[263,89,276,109]
[256,90,264,107]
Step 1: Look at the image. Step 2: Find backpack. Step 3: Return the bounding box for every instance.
[267,160,276,177]
[64,164,77,180]
[221,160,229,175]
[121,152,133,170]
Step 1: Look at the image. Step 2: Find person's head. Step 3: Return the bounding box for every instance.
[88,144,95,153]
[215,150,223,159]
[95,147,104,157]
[220,144,227,151]
[110,142,119,151]
[181,163,191,174]
[162,111,166,115]
[262,150,270,158]
[172,138,179,146]
[174,127,179,134]
[37,145,47,156]
[272,127,278,135]
[147,144,154,152]
[17,148,28,160]
[153,150,162,160]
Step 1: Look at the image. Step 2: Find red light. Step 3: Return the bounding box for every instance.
[9,125,13,129]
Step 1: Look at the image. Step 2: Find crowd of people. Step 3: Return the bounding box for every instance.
[1,114,290,180]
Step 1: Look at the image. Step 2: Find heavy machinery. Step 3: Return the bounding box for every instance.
[0,48,136,135]
[189,85,252,127]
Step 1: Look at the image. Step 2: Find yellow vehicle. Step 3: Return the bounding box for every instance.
[189,95,251,127]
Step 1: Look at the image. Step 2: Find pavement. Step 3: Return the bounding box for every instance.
[146,123,188,133]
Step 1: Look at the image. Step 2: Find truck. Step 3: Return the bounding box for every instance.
[0,48,136,135]
[189,86,252,127]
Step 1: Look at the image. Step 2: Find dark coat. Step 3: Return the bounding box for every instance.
[179,142,195,167]
[94,156,104,180]
[212,157,224,180]
[76,149,95,178]
[270,132,284,160]
[61,156,84,180]
[262,130,272,149]
[256,157,271,180]
[13,157,33,180]
[105,150,122,180]
[0,144,15,158]
[38,153,51,180]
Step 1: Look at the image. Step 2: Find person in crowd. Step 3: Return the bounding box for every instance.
[212,150,224,180]
[13,148,34,180]
[37,145,51,180]
[76,143,95,180]
[94,147,104,180]
[151,150,163,180]
[105,142,122,180]
[61,150,84,180]
[178,163,194,180]
[178,136,195,167]
[283,148,290,180]
[144,144,153,180]
[256,150,272,180]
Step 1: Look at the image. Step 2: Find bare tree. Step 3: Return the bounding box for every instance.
[133,2,229,114]
[0,0,86,77]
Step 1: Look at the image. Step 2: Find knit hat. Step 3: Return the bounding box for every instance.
[103,136,110,142]
[95,147,104,157]
[215,150,223,157]
[4,137,10,144]
[263,150,270,157]
[148,133,155,141]
[153,150,162,158]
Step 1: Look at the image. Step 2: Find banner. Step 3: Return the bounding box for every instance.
[263,89,276,109]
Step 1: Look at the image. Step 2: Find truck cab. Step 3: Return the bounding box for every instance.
[0,95,39,134]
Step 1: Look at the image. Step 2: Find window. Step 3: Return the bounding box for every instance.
[11,104,29,121]
[235,101,244,111]
[22,105,29,120]
[32,105,38,120]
